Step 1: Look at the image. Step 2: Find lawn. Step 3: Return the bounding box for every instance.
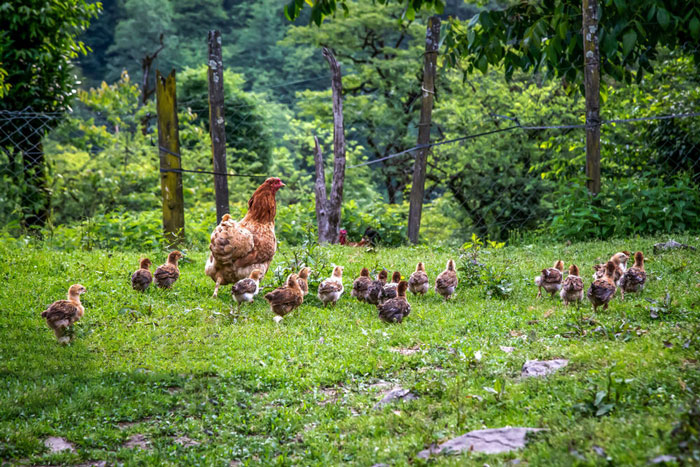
[0,235,698,466]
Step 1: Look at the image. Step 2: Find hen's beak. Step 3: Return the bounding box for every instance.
[280,181,286,187]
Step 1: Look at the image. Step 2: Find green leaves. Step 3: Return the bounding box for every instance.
[690,16,700,40]
[656,7,671,29]
[621,29,636,57]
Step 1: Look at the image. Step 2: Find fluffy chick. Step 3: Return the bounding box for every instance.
[41,284,86,344]
[351,267,372,302]
[408,262,429,295]
[378,281,411,323]
[593,251,629,285]
[232,269,263,312]
[318,266,344,307]
[381,271,402,303]
[264,273,304,320]
[560,264,584,306]
[297,267,311,296]
[535,260,564,298]
[619,251,646,300]
[435,259,458,300]
[131,258,153,292]
[155,251,183,289]
[587,261,617,312]
[365,269,388,305]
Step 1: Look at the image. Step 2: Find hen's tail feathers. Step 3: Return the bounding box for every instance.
[534,276,542,286]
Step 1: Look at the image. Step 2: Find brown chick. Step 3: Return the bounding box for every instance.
[297,267,311,296]
[131,258,153,291]
[381,271,402,303]
[435,259,458,300]
[408,262,429,295]
[378,281,411,323]
[232,269,263,312]
[365,269,388,305]
[318,266,344,307]
[593,251,628,285]
[619,251,646,300]
[535,260,564,298]
[155,251,183,289]
[41,284,86,344]
[351,267,372,302]
[587,260,617,312]
[264,273,304,321]
[560,264,584,306]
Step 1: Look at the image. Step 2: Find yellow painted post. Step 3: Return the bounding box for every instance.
[156,69,185,246]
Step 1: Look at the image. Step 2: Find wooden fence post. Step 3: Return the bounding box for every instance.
[208,30,230,223]
[407,16,440,244]
[313,135,331,243]
[156,69,185,246]
[583,0,601,195]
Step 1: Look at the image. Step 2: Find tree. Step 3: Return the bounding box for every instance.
[0,0,99,228]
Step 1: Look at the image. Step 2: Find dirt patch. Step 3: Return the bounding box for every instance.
[123,434,151,450]
[318,387,341,406]
[117,416,152,430]
[373,387,417,409]
[174,435,200,447]
[43,436,75,453]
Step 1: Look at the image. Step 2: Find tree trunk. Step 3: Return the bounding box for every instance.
[322,47,346,245]
[407,16,441,244]
[207,30,230,224]
[313,135,332,243]
[20,127,50,229]
[583,0,601,194]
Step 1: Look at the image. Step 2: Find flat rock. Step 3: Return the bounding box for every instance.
[653,240,695,253]
[44,436,75,453]
[417,427,544,458]
[649,455,678,464]
[124,434,151,450]
[373,387,417,409]
[174,435,200,447]
[521,359,568,378]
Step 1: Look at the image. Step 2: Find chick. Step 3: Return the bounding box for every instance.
[232,269,263,312]
[131,258,153,292]
[365,269,388,305]
[351,267,372,302]
[560,264,584,306]
[264,273,304,321]
[298,267,311,296]
[535,260,564,298]
[381,271,402,303]
[435,259,458,300]
[587,261,617,312]
[619,251,646,300]
[408,262,429,295]
[593,251,629,285]
[154,251,183,289]
[41,284,86,345]
[378,281,411,323]
[611,251,631,273]
[317,266,344,307]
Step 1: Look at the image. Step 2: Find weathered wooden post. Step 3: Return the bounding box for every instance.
[313,135,331,243]
[583,0,601,195]
[207,30,230,223]
[407,16,440,244]
[156,69,185,246]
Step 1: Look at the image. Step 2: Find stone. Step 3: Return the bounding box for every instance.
[124,434,151,450]
[521,359,568,378]
[417,427,545,458]
[44,436,75,453]
[174,436,200,447]
[653,240,695,253]
[373,387,417,409]
[649,455,678,464]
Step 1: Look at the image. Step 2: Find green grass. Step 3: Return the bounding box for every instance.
[1,235,698,466]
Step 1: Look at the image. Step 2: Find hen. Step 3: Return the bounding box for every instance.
[381,271,402,303]
[155,251,183,289]
[435,259,458,300]
[318,266,344,307]
[232,269,263,312]
[206,177,285,298]
[535,260,564,298]
[338,229,369,247]
[587,261,617,312]
[297,267,311,296]
[131,258,153,292]
[264,273,304,321]
[351,267,372,302]
[378,281,411,323]
[42,284,86,344]
[365,269,388,305]
[619,251,646,300]
[408,262,429,295]
[560,264,584,306]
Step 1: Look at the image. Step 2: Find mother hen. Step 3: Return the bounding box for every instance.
[206,177,285,297]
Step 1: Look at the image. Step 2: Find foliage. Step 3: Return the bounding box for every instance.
[672,398,700,463]
[574,364,634,417]
[458,234,510,298]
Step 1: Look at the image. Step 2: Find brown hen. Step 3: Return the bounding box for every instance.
[560,264,584,306]
[42,284,86,344]
[435,259,458,300]
[351,268,372,302]
[378,281,411,323]
[264,273,304,320]
[619,251,646,300]
[587,261,617,312]
[155,251,183,289]
[131,258,153,291]
[408,262,429,295]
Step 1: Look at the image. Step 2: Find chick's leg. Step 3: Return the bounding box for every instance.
[212,277,222,298]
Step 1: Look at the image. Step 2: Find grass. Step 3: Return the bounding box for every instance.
[0,235,698,465]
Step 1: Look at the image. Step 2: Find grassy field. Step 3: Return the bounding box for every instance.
[0,235,698,466]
